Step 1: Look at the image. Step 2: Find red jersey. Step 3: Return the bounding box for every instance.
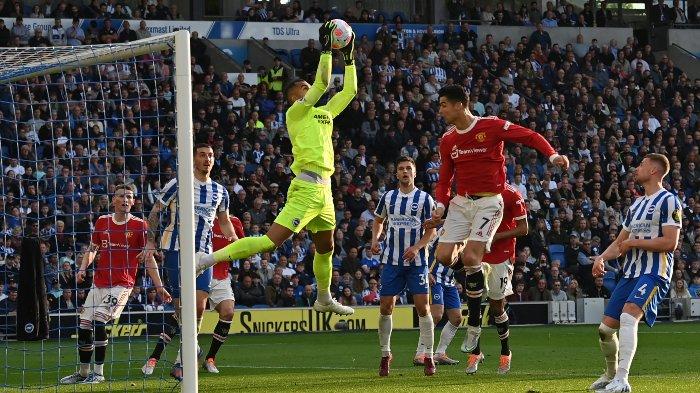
[211,216,245,280]
[91,214,147,288]
[483,184,527,264]
[436,116,556,206]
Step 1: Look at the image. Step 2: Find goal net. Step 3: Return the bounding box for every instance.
[0,30,200,392]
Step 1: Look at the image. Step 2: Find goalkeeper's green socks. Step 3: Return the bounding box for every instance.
[207,235,275,265]
[313,250,333,304]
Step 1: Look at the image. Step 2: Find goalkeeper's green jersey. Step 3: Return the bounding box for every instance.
[286,52,356,179]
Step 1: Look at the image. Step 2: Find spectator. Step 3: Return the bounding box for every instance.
[588,276,611,299]
[338,286,358,307]
[296,284,316,307]
[65,17,85,46]
[265,273,285,306]
[118,20,138,43]
[0,289,17,314]
[527,278,553,301]
[507,281,529,302]
[550,280,568,301]
[276,285,297,307]
[235,274,266,307]
[58,289,76,312]
[135,20,151,40]
[596,1,613,26]
[688,276,700,298]
[566,279,584,300]
[300,39,320,79]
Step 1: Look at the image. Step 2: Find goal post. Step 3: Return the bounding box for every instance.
[0,30,198,392]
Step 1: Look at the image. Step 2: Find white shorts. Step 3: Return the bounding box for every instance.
[439,194,504,252]
[209,277,235,309]
[483,260,514,301]
[79,285,131,323]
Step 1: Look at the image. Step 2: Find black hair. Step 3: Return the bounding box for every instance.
[194,142,213,154]
[438,85,469,104]
[284,78,304,103]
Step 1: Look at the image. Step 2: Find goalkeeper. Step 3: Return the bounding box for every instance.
[196,21,356,315]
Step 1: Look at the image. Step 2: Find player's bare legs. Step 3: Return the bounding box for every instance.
[167,291,209,381]
[478,298,512,374]
[310,229,354,315]
[203,299,235,373]
[592,304,641,392]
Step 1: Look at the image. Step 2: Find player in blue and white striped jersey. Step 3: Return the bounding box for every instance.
[140,143,239,380]
[414,230,463,366]
[370,156,437,377]
[590,154,682,393]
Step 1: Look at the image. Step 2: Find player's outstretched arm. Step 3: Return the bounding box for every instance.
[497,120,569,170]
[403,227,437,262]
[324,33,357,118]
[287,22,334,120]
[492,217,528,242]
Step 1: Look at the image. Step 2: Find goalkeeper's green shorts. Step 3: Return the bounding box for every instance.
[274,178,335,233]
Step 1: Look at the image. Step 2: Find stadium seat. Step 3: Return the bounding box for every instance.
[275,49,290,64]
[548,244,566,268]
[290,49,302,69]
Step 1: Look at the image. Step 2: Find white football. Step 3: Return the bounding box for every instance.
[330,19,353,50]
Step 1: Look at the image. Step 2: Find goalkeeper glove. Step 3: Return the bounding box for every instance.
[339,32,355,65]
[318,21,336,53]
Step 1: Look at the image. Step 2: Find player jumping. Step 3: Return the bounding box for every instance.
[589,154,681,393]
[371,156,437,377]
[195,22,357,316]
[202,215,245,373]
[465,183,527,375]
[60,184,171,384]
[426,85,568,356]
[141,143,238,380]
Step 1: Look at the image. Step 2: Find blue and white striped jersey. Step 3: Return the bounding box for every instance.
[375,187,434,266]
[622,189,681,281]
[159,177,229,253]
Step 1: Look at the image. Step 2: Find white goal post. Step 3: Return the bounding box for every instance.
[0,30,198,392]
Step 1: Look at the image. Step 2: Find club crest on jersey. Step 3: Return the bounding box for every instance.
[672,208,681,223]
[411,202,419,211]
[647,205,656,214]
[212,193,218,202]
[292,218,300,227]
[125,231,133,238]
[475,132,486,142]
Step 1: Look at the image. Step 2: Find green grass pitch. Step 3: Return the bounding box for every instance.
[2,323,699,392]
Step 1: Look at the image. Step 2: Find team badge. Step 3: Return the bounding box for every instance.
[24,323,35,334]
[647,205,656,214]
[292,218,300,227]
[125,231,133,238]
[672,208,681,223]
[411,203,419,211]
[475,132,486,142]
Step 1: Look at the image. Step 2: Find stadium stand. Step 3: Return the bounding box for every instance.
[0,1,699,329]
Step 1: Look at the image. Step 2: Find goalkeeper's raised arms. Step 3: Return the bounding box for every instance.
[286,52,332,120]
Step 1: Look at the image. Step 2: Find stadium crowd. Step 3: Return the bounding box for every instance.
[0,8,700,321]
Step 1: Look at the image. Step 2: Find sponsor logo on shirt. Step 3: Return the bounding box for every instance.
[313,114,331,125]
[672,208,681,223]
[450,145,488,159]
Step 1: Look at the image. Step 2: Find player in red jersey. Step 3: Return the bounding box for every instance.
[426,85,568,358]
[201,215,245,373]
[464,184,528,375]
[60,184,171,385]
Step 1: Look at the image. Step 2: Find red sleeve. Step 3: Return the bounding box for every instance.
[231,217,245,238]
[497,119,557,158]
[436,133,455,206]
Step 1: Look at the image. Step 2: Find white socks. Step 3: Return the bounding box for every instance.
[617,313,638,382]
[317,288,333,304]
[94,363,104,375]
[418,315,434,358]
[436,321,459,355]
[598,323,619,378]
[415,338,425,356]
[378,314,393,357]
